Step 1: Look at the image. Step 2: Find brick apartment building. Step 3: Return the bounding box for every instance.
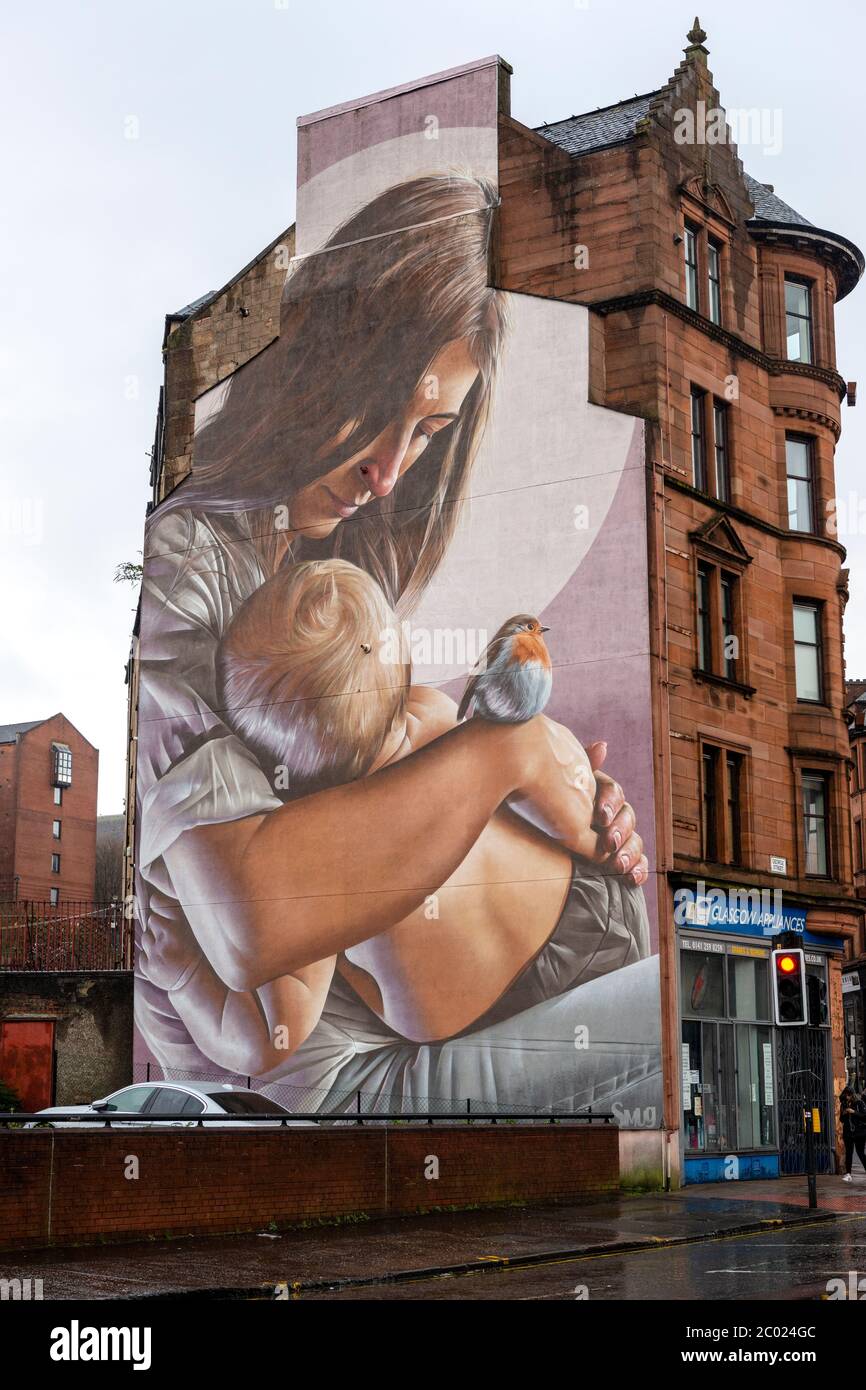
[130,24,864,1182]
[0,714,97,903]
[845,679,866,1088]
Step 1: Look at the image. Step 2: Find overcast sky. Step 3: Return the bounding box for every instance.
[2,0,864,814]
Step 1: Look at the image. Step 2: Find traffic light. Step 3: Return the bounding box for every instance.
[771,948,808,1026]
[807,973,829,1027]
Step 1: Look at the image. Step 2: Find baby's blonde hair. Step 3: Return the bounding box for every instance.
[217,559,410,795]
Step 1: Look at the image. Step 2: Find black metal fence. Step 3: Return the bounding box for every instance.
[129,1062,609,1120]
[0,1110,611,1129]
[0,900,133,972]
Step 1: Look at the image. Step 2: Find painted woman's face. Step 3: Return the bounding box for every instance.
[291,339,481,540]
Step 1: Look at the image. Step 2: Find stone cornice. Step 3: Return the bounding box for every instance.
[661,472,847,559]
[773,404,841,440]
[591,289,848,400]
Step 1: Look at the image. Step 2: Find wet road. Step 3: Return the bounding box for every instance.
[299,1216,866,1300]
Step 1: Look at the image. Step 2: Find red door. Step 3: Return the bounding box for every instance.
[0,1021,55,1111]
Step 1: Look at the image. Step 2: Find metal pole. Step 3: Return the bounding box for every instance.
[800,1030,818,1210]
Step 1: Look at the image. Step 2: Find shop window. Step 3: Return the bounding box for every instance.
[681,946,777,1153]
[729,953,769,1020]
[734,1024,776,1149]
[793,601,823,702]
[681,948,726,1016]
[785,277,813,363]
[786,435,814,532]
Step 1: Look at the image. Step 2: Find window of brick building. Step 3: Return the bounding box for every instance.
[682,218,726,325]
[52,820,61,839]
[49,888,59,906]
[701,743,746,865]
[684,222,700,310]
[785,277,813,363]
[51,853,60,874]
[53,786,63,807]
[707,238,723,324]
[690,389,730,499]
[720,574,737,680]
[802,772,830,875]
[854,819,863,875]
[713,401,730,501]
[51,743,72,788]
[786,435,814,532]
[690,387,707,489]
[793,601,823,702]
[695,562,741,682]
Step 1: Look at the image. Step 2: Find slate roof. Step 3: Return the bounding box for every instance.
[537,92,657,155]
[742,173,811,229]
[0,719,46,744]
[536,102,813,229]
[171,290,218,321]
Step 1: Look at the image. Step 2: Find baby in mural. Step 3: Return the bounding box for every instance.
[209,557,644,1044]
[216,556,454,798]
[216,556,600,845]
[137,553,652,1099]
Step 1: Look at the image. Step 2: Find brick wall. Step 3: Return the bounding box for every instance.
[160,225,295,500]
[0,715,98,902]
[0,974,132,1106]
[0,1123,618,1251]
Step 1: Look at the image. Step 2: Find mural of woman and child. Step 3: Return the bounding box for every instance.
[134,173,662,1117]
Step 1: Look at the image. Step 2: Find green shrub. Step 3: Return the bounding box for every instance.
[0,1078,22,1113]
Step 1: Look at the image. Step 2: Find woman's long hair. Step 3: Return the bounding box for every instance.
[160,174,507,612]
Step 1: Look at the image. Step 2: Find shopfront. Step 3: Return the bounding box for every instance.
[843,965,865,1089]
[676,883,842,1184]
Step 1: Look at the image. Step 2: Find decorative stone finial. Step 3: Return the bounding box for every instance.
[687,17,707,46]
[684,16,709,62]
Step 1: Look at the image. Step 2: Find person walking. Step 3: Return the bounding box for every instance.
[840,1086,866,1181]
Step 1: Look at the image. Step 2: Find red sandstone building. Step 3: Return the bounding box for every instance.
[0,715,98,903]
[504,23,865,1181]
[845,680,866,1088]
[129,24,865,1183]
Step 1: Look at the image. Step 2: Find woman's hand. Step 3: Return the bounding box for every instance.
[507,717,602,863]
[586,741,648,886]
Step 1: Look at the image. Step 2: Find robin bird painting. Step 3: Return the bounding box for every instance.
[457,614,553,723]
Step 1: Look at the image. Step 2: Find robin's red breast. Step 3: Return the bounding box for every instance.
[458,614,552,722]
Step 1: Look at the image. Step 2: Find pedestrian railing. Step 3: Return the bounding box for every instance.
[0,1110,615,1128]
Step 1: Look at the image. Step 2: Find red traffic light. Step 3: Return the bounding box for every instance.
[771,947,807,1026]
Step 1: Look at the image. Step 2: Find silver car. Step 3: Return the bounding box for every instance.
[30,1080,315,1128]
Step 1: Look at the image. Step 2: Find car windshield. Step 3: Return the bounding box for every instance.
[212,1092,291,1116]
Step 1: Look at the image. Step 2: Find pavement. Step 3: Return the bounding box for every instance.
[5,1170,866,1300]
